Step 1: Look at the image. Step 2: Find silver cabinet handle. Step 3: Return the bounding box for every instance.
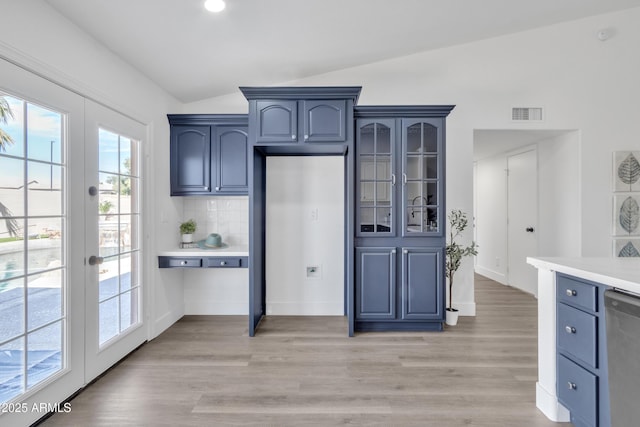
[566,289,577,296]
[180,260,188,266]
[220,261,227,266]
[567,382,577,390]
[391,174,396,186]
[402,173,407,184]
[565,326,576,334]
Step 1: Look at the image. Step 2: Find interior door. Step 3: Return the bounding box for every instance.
[0,58,84,427]
[84,101,146,381]
[507,149,538,296]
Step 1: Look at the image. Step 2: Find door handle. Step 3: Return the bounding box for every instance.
[526,227,535,233]
[88,255,104,266]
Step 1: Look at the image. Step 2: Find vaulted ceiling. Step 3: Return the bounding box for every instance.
[45,0,640,103]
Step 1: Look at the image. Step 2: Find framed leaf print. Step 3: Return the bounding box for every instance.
[613,238,640,257]
[613,151,640,192]
[614,193,640,236]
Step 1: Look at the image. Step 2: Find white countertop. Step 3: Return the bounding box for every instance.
[527,256,640,294]
[158,245,249,257]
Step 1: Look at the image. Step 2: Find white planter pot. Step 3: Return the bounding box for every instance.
[181,233,193,243]
[445,308,459,326]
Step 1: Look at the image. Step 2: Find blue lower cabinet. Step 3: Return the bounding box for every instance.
[556,273,611,427]
[355,246,444,331]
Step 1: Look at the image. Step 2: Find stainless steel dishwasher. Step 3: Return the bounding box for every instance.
[605,289,640,427]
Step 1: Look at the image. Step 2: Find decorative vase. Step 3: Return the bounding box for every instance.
[181,233,193,243]
[445,308,459,326]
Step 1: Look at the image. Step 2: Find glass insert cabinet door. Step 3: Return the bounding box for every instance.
[356,119,395,235]
[402,119,441,235]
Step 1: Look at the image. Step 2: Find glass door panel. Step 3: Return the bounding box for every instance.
[402,121,440,235]
[356,120,395,236]
[0,92,67,403]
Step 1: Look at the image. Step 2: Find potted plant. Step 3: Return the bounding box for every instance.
[179,219,197,243]
[445,209,478,326]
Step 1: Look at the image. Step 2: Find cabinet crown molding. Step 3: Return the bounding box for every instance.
[240,86,362,103]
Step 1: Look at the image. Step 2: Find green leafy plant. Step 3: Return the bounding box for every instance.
[179,219,197,235]
[98,200,113,215]
[445,209,478,311]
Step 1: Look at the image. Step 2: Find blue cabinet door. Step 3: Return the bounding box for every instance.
[254,100,298,143]
[215,125,248,194]
[355,247,396,319]
[303,100,347,142]
[170,125,211,195]
[402,247,444,320]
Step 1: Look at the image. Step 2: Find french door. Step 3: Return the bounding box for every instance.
[84,101,146,380]
[0,59,146,426]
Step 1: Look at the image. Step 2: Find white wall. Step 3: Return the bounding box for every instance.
[474,133,581,290]
[265,157,345,315]
[0,0,183,338]
[186,7,640,314]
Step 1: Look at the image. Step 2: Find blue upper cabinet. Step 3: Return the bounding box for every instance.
[170,125,211,194]
[241,87,360,147]
[168,114,248,196]
[303,100,347,142]
[254,100,298,143]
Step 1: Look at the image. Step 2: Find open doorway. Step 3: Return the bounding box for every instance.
[473,130,581,296]
[265,156,345,315]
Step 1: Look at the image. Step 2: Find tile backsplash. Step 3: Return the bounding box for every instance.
[183,196,249,246]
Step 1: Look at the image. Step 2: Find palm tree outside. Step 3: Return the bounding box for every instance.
[0,95,19,237]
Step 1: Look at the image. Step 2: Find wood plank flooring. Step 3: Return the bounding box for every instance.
[41,275,571,426]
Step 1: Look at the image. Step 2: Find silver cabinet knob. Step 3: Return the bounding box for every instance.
[304,134,309,140]
[565,326,576,334]
[204,186,209,190]
[291,134,296,140]
[220,261,227,266]
[215,187,220,191]
[403,249,409,254]
[180,260,188,266]
[567,382,577,390]
[566,289,577,296]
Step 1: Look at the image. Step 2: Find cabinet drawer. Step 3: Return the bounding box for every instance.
[206,257,244,268]
[159,257,202,268]
[557,303,597,368]
[557,274,597,312]
[558,355,597,427]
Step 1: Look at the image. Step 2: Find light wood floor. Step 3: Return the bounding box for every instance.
[41,275,571,426]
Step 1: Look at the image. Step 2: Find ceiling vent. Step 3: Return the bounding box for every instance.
[512,107,543,121]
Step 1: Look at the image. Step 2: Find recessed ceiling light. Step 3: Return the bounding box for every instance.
[204,0,226,13]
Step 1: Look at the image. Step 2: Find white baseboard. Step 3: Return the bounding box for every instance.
[185,301,249,315]
[536,382,570,422]
[475,265,507,285]
[266,301,343,316]
[152,309,182,339]
[454,302,476,316]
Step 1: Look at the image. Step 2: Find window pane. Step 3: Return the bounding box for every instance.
[27,321,62,388]
[0,336,24,403]
[0,231,25,279]
[99,297,119,345]
[26,104,62,163]
[0,277,24,343]
[376,208,392,230]
[406,155,420,180]
[99,256,119,302]
[27,271,62,331]
[424,155,438,179]
[120,177,138,214]
[120,288,139,332]
[27,220,62,274]
[0,156,25,218]
[359,208,374,231]
[98,129,119,173]
[27,162,63,216]
[120,254,134,292]
[0,95,25,158]
[423,124,437,153]
[376,155,391,180]
[424,182,438,205]
[376,182,390,203]
[406,124,422,152]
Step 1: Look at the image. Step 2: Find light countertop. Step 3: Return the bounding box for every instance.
[527,256,640,294]
[158,245,249,257]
